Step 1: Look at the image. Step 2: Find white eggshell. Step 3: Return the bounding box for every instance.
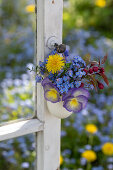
[47,101,72,119]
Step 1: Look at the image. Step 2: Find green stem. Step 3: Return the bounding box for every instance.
[86,162,91,170]
[89,134,93,146]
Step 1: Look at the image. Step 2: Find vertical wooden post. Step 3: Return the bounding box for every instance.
[36,0,63,170]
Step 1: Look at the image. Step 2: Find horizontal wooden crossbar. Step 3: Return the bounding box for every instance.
[0,118,44,141]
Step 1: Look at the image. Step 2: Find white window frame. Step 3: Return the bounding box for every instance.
[0,0,63,170]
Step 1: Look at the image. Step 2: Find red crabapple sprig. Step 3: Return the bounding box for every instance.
[82,54,109,90]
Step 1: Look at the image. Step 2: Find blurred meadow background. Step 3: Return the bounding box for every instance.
[0,0,113,169]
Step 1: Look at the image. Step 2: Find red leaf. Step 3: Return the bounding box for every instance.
[90,80,98,91]
[101,54,108,64]
[99,73,109,86]
[88,74,98,91]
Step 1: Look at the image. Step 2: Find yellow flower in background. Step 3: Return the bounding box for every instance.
[25,4,35,13]
[82,150,97,162]
[95,0,106,8]
[60,155,63,165]
[46,54,65,74]
[85,124,98,134]
[63,11,70,21]
[102,142,113,155]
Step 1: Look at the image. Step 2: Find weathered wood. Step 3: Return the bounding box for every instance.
[36,0,63,169]
[0,119,43,141]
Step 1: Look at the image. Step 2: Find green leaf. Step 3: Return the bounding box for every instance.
[82,54,91,65]
[66,63,71,68]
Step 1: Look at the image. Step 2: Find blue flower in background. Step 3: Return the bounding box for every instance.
[64,49,69,57]
[61,130,66,137]
[92,166,104,170]
[85,145,92,150]
[62,149,71,156]
[107,164,113,170]
[21,162,29,168]
[94,145,101,151]
[80,157,86,165]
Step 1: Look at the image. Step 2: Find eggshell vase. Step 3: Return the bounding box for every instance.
[47,101,72,119]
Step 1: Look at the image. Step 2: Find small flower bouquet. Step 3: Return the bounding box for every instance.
[31,44,109,119]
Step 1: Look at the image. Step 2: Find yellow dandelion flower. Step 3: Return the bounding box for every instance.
[60,155,63,165]
[25,4,35,13]
[95,0,106,8]
[85,124,98,134]
[82,150,97,162]
[46,54,65,74]
[102,142,113,156]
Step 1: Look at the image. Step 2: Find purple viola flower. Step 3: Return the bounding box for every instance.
[43,82,61,103]
[62,88,90,113]
[41,77,51,86]
[62,88,90,101]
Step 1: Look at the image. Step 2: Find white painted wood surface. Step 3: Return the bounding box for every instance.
[36,0,63,169]
[0,119,43,141]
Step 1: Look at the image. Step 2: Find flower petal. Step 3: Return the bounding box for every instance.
[76,95,88,109]
[62,88,89,101]
[44,89,61,103]
[71,88,90,98]
[62,88,74,101]
[43,83,54,92]
[63,96,82,113]
[41,77,51,86]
